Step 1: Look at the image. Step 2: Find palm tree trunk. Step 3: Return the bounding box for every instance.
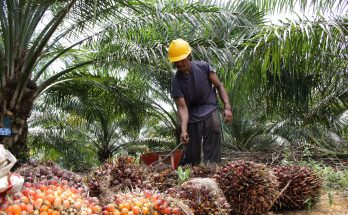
[0,114,30,163]
[7,121,29,164]
[0,80,36,163]
[97,149,113,163]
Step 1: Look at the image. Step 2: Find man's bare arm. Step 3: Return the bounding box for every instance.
[209,72,233,122]
[174,97,190,143]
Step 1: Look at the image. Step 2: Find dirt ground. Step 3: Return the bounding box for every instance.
[270,189,348,215]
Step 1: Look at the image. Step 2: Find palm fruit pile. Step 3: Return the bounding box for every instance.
[142,164,178,192]
[88,161,114,197]
[190,164,217,178]
[214,160,278,215]
[109,157,144,189]
[101,190,187,215]
[88,156,146,204]
[167,178,230,215]
[272,165,322,210]
[16,164,85,192]
[0,181,101,215]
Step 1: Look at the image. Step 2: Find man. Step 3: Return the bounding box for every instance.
[169,38,232,166]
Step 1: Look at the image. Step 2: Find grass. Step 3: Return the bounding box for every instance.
[300,159,348,190]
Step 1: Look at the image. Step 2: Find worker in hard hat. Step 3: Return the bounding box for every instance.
[168,38,232,166]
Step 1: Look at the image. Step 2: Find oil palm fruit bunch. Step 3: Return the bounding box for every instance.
[87,160,115,197]
[214,160,278,215]
[272,165,322,210]
[190,164,218,178]
[88,156,145,199]
[90,156,136,181]
[142,164,178,192]
[16,164,86,192]
[167,178,230,215]
[109,157,144,189]
[101,190,186,215]
[0,181,101,215]
[88,177,101,198]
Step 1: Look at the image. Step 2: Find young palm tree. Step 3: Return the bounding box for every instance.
[37,72,150,163]
[0,0,154,161]
[28,109,98,171]
[220,1,348,153]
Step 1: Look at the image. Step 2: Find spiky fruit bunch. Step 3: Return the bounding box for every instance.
[142,164,178,192]
[272,165,322,210]
[101,190,186,215]
[88,156,145,203]
[214,160,278,215]
[190,164,218,178]
[16,164,85,191]
[88,161,115,197]
[167,178,230,215]
[0,181,101,215]
[109,157,144,188]
[88,177,102,198]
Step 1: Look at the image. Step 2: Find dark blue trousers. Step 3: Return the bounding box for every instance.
[180,109,222,166]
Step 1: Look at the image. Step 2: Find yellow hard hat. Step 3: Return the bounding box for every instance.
[168,39,192,62]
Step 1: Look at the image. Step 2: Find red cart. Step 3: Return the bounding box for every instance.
[140,148,183,170]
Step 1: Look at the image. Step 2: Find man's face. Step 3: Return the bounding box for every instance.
[174,57,190,73]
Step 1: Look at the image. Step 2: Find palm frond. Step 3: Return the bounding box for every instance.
[234,16,348,114]
[251,0,348,15]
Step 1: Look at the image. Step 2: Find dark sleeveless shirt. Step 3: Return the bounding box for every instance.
[171,61,217,123]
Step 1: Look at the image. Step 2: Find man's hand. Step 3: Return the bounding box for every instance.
[180,131,189,144]
[224,108,232,123]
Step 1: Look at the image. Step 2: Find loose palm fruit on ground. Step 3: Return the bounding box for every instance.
[214,160,279,215]
[101,190,187,215]
[0,181,101,215]
[272,165,322,210]
[16,164,86,192]
[88,156,144,199]
[190,164,218,178]
[142,164,178,192]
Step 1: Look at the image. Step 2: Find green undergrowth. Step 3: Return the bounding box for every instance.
[300,159,348,190]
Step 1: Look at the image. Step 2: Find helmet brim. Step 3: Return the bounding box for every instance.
[168,52,191,63]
